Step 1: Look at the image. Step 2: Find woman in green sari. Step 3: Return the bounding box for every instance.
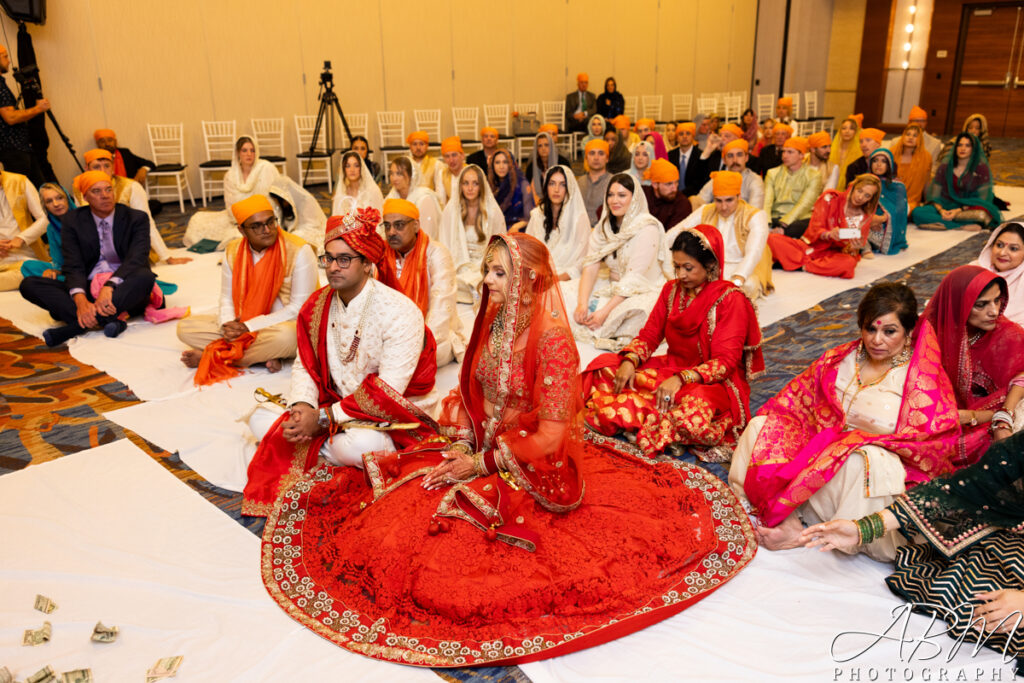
[912,132,1002,231]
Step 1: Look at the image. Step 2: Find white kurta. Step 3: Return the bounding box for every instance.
[0,178,44,263]
[669,207,769,287]
[218,242,318,331]
[394,239,466,366]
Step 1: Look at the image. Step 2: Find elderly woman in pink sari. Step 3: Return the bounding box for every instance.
[729,281,960,561]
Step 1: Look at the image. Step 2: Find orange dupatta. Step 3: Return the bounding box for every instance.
[393,230,431,316]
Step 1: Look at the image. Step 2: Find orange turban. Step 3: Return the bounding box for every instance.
[440,136,463,154]
[74,170,112,196]
[711,171,743,197]
[231,194,275,226]
[783,136,809,154]
[645,158,679,183]
[677,122,696,135]
[636,118,656,130]
[577,72,588,82]
[860,127,886,144]
[778,97,793,107]
[93,128,115,142]
[406,131,429,145]
[846,113,864,128]
[722,139,749,154]
[538,123,558,135]
[325,207,400,290]
[382,197,420,220]
[773,123,793,137]
[807,131,832,148]
[84,148,114,166]
[720,123,744,139]
[584,139,609,155]
[908,105,927,121]
[480,126,499,137]
[612,115,630,130]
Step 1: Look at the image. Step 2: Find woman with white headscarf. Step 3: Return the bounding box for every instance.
[523,131,571,205]
[525,165,591,281]
[566,172,666,350]
[437,164,506,303]
[628,140,655,187]
[269,174,328,253]
[384,156,442,240]
[332,150,384,216]
[184,135,280,248]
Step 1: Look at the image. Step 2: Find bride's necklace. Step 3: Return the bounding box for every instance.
[488,308,505,357]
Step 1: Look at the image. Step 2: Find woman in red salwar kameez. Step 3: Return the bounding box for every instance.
[258,232,757,668]
[583,224,764,462]
[768,173,882,279]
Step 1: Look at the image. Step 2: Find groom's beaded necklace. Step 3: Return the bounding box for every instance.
[331,282,375,364]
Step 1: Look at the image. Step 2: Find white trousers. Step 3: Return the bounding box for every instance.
[248,405,394,468]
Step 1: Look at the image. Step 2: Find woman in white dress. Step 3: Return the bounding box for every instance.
[437,164,506,304]
[268,174,328,253]
[183,136,280,248]
[567,173,665,350]
[332,150,384,217]
[384,157,442,240]
[524,165,591,282]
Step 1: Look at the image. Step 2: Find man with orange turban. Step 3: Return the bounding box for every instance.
[0,156,47,291]
[757,122,794,176]
[806,130,839,190]
[667,122,707,196]
[434,137,466,205]
[406,130,438,192]
[699,122,754,177]
[242,206,439,517]
[578,138,612,225]
[695,139,765,209]
[763,136,823,238]
[565,72,596,133]
[20,171,156,346]
[80,148,190,265]
[612,115,641,149]
[176,194,316,384]
[776,97,794,123]
[379,197,464,366]
[665,169,772,299]
[845,127,885,186]
[93,128,155,188]
[907,105,942,172]
[466,126,500,170]
[642,158,691,228]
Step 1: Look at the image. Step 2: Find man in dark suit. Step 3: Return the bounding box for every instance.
[20,170,156,346]
[94,128,163,216]
[667,122,709,196]
[564,73,596,134]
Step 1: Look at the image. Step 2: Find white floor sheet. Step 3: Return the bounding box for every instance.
[0,440,437,682]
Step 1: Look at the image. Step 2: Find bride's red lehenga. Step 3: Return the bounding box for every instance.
[260,232,757,667]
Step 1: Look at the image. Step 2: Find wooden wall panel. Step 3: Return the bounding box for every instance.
[853,0,892,126]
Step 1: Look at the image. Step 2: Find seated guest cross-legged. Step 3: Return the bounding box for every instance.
[828,114,863,191]
[921,266,1024,466]
[565,72,596,134]
[757,122,792,176]
[845,127,885,187]
[802,430,1024,666]
[243,207,438,517]
[380,197,465,366]
[577,139,612,226]
[185,136,280,248]
[668,171,772,300]
[433,136,466,206]
[18,183,75,282]
[465,126,500,171]
[940,113,993,164]
[93,128,162,216]
[806,131,839,191]
[438,164,506,303]
[0,163,46,290]
[20,172,157,345]
[976,222,1024,327]
[176,194,316,384]
[667,122,707,196]
[694,139,765,210]
[525,165,591,281]
[866,149,909,255]
[763,136,822,238]
[890,124,932,212]
[568,173,665,350]
[487,148,532,231]
[730,281,960,559]
[406,131,438,192]
[332,150,384,216]
[769,173,881,279]
[584,224,763,461]
[384,156,442,239]
[912,133,1001,232]
[642,158,692,228]
[79,149,187,265]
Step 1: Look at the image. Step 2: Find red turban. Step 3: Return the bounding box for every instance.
[325,208,400,291]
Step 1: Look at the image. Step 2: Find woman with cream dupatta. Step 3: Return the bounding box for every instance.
[184,136,280,248]
[384,156,442,240]
[524,165,591,282]
[332,150,384,217]
[438,164,506,304]
[566,172,666,350]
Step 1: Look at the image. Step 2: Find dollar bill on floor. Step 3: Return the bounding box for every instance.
[34,594,57,614]
[90,621,118,643]
[145,655,183,679]
[22,620,52,646]
[26,665,56,683]
[0,665,13,683]
[60,670,93,683]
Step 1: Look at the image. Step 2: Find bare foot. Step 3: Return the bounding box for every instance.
[960,223,983,232]
[166,256,193,265]
[266,358,283,373]
[861,250,875,259]
[757,513,805,551]
[181,349,202,368]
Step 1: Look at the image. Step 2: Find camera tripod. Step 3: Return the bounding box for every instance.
[302,61,353,187]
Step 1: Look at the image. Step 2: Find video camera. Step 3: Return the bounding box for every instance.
[12,63,42,99]
[319,60,333,89]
